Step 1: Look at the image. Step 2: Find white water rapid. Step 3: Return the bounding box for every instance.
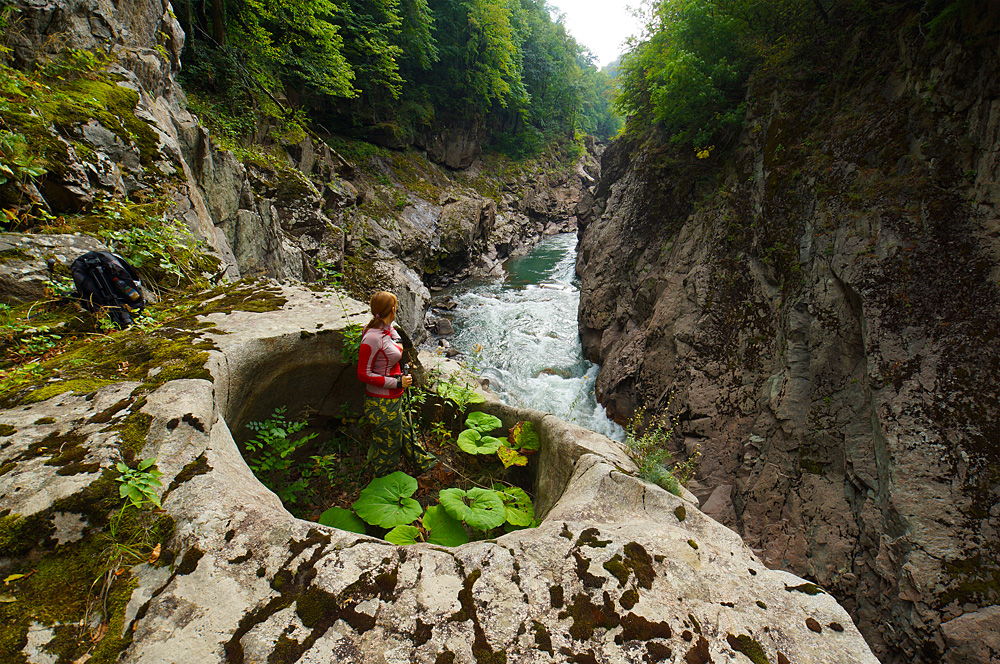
[426,233,624,440]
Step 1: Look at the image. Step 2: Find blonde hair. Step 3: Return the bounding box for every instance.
[364,291,398,333]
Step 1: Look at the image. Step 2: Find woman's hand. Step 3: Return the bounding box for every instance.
[400,375,413,389]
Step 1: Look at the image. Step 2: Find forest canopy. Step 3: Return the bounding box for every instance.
[612,0,975,150]
[614,0,832,149]
[177,0,623,156]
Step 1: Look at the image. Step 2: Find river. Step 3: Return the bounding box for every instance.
[426,233,624,440]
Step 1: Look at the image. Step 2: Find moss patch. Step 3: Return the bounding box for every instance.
[683,635,712,664]
[558,591,620,641]
[449,568,507,664]
[226,530,399,664]
[603,555,630,587]
[784,582,825,595]
[87,398,133,425]
[573,552,606,588]
[176,546,204,575]
[620,542,656,590]
[532,620,553,655]
[616,612,672,643]
[727,634,770,664]
[112,411,153,464]
[575,527,611,548]
[645,642,673,663]
[163,454,212,499]
[0,248,32,262]
[0,501,166,664]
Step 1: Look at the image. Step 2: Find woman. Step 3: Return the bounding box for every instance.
[356,291,437,478]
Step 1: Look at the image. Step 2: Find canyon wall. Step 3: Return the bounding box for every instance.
[577,5,1000,663]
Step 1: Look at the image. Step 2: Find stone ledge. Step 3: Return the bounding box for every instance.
[0,284,879,663]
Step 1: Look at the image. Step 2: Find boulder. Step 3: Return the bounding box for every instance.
[428,316,454,336]
[941,606,1000,664]
[0,232,107,302]
[417,124,486,169]
[438,196,494,257]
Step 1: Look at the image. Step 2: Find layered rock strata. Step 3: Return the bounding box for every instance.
[0,285,877,663]
[577,6,1000,663]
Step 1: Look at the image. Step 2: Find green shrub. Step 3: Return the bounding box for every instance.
[244,407,318,503]
[623,405,698,497]
[616,0,824,148]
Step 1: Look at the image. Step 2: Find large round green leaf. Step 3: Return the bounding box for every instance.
[423,504,469,547]
[438,488,469,522]
[464,488,507,530]
[385,524,421,545]
[353,472,423,528]
[465,412,502,434]
[456,429,482,454]
[456,430,504,455]
[318,507,367,534]
[439,488,506,531]
[493,485,534,527]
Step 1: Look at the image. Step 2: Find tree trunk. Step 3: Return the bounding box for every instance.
[212,0,227,45]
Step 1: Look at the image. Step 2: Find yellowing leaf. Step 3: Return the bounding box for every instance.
[496,444,527,469]
[3,574,25,585]
[0,595,15,603]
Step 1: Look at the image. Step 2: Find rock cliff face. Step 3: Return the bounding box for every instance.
[2,0,595,342]
[577,6,1000,664]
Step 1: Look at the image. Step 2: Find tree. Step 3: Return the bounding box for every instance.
[614,0,825,147]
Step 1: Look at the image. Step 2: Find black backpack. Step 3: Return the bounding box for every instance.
[70,251,145,329]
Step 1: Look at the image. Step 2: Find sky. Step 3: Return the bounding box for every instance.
[547,0,647,69]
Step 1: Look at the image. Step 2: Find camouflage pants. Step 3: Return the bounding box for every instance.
[365,394,437,478]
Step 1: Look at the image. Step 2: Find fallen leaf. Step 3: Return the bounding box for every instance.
[3,574,25,585]
[113,567,125,577]
[148,543,161,564]
[91,622,108,643]
[0,595,15,603]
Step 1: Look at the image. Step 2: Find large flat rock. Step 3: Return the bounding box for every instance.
[0,284,878,663]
